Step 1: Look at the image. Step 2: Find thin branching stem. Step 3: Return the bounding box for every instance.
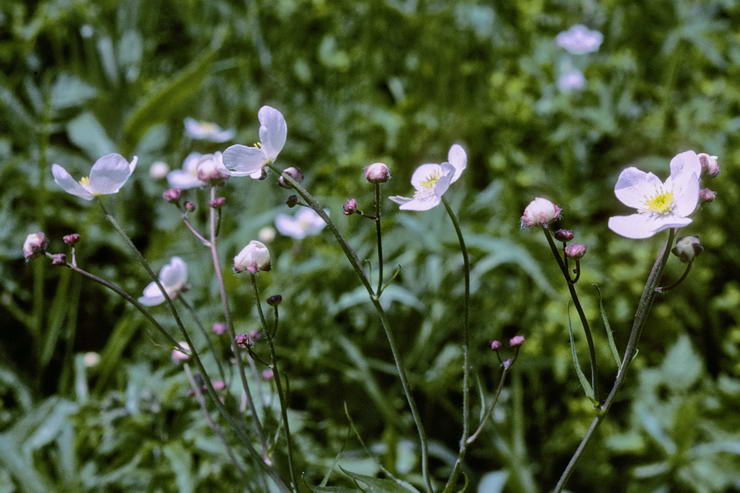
[266,163,433,493]
[542,226,598,400]
[440,197,471,493]
[656,259,692,292]
[179,295,227,383]
[466,352,518,445]
[250,274,298,493]
[553,229,676,493]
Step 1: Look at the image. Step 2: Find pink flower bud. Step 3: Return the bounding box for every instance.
[248,329,262,342]
[171,342,191,362]
[698,153,720,177]
[490,340,502,351]
[521,198,562,228]
[364,162,390,183]
[50,253,67,265]
[261,368,274,380]
[62,233,81,245]
[196,153,230,185]
[212,380,226,390]
[234,333,252,347]
[564,243,587,259]
[162,188,182,203]
[343,198,358,215]
[209,197,226,208]
[23,232,48,261]
[699,188,716,203]
[184,201,196,212]
[509,335,525,348]
[502,358,514,369]
[211,322,227,335]
[554,229,574,242]
[278,167,304,189]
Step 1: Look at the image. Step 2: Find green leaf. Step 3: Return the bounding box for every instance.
[660,335,702,392]
[67,112,116,159]
[593,284,621,367]
[567,302,594,401]
[163,442,195,493]
[340,468,419,493]
[477,471,508,493]
[50,74,97,110]
[39,267,72,368]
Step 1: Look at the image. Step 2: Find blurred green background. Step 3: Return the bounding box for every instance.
[1,0,739,491]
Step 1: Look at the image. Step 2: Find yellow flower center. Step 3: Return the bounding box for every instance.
[199,122,218,133]
[414,171,442,200]
[645,191,674,214]
[79,176,90,186]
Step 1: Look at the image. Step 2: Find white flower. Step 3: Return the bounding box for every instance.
[138,257,188,306]
[556,25,603,55]
[183,117,235,142]
[171,341,191,363]
[558,69,586,92]
[521,197,562,228]
[52,154,138,201]
[608,151,701,239]
[275,208,327,239]
[233,240,271,273]
[223,106,287,178]
[149,161,169,180]
[167,153,206,189]
[389,144,466,211]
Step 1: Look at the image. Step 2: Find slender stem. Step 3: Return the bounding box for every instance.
[183,363,246,477]
[266,163,433,493]
[96,199,288,491]
[374,183,384,296]
[250,274,298,493]
[542,227,598,400]
[570,260,581,284]
[553,229,676,493]
[181,213,211,246]
[656,260,692,292]
[440,197,471,493]
[179,295,227,383]
[206,187,269,455]
[466,357,515,445]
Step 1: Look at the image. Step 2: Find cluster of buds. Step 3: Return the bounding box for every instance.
[672,236,703,263]
[278,167,304,189]
[521,198,561,228]
[233,240,271,273]
[490,335,525,368]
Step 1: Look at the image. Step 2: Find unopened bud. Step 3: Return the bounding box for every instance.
[278,167,304,188]
[509,335,525,348]
[521,197,562,228]
[699,188,716,203]
[248,329,262,342]
[267,294,283,306]
[62,233,80,245]
[23,232,48,261]
[502,358,514,370]
[286,195,299,208]
[364,162,390,183]
[564,243,587,259]
[196,153,230,185]
[490,340,502,351]
[554,229,574,242]
[209,197,226,208]
[343,198,358,215]
[184,201,196,212]
[163,188,182,203]
[261,368,274,380]
[211,322,227,335]
[50,253,67,265]
[171,342,191,362]
[672,236,703,263]
[233,240,271,273]
[698,153,720,177]
[234,333,252,348]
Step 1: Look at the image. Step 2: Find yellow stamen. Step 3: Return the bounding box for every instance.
[79,176,90,186]
[419,172,440,189]
[645,191,674,214]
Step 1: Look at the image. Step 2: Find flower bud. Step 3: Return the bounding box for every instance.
[278,167,304,189]
[672,236,703,263]
[23,232,48,261]
[364,162,390,183]
[502,358,514,370]
[211,322,227,335]
[554,229,574,242]
[564,243,587,259]
[286,195,299,208]
[267,294,283,306]
[50,253,67,265]
[699,188,716,203]
[248,329,262,342]
[213,380,226,390]
[521,198,562,228]
[343,198,358,216]
[261,368,274,380]
[162,188,182,203]
[171,342,191,362]
[509,335,525,348]
[233,240,271,273]
[234,333,252,348]
[490,340,502,351]
[149,161,169,180]
[62,233,81,245]
[184,201,196,212]
[196,153,230,185]
[209,197,226,208]
[698,153,720,177]
[258,226,276,243]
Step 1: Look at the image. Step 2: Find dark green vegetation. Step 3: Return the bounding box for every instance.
[1,0,739,491]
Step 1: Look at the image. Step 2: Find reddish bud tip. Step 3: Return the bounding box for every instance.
[209,197,226,208]
[554,229,575,242]
[184,201,196,212]
[490,340,502,351]
[62,233,81,245]
[343,198,358,215]
[267,294,283,306]
[163,188,182,203]
[699,188,716,203]
[509,335,526,348]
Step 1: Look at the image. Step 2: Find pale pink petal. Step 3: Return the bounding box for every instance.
[160,257,187,290]
[410,164,443,190]
[258,106,287,161]
[669,151,701,184]
[389,195,413,205]
[167,170,204,189]
[671,172,700,217]
[447,144,467,183]
[608,213,692,239]
[139,282,166,306]
[433,163,455,198]
[399,196,441,211]
[89,153,134,194]
[223,145,267,176]
[51,164,93,200]
[275,214,305,239]
[614,167,661,209]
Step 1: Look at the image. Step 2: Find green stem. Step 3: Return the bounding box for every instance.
[552,229,676,493]
[440,197,471,493]
[374,183,384,295]
[96,199,289,492]
[250,274,298,493]
[542,227,598,401]
[179,295,227,383]
[266,163,433,493]
[656,260,692,293]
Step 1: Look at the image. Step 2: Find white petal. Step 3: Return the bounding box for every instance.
[223,144,267,176]
[51,164,93,200]
[129,156,138,174]
[275,214,305,239]
[669,151,701,184]
[167,170,204,189]
[139,281,166,306]
[183,118,202,138]
[614,167,662,209]
[183,153,202,174]
[671,172,700,217]
[160,257,187,290]
[608,213,692,239]
[410,164,443,190]
[433,163,456,198]
[89,153,134,194]
[447,144,467,183]
[389,195,413,205]
[258,106,287,161]
[399,196,441,211]
[212,129,235,143]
